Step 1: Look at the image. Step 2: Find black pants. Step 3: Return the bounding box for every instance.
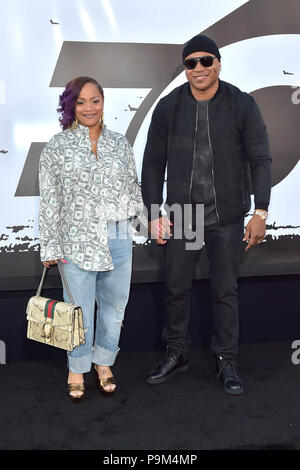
[162,220,244,360]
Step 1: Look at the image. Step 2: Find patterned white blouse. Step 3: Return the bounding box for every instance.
[39,124,143,271]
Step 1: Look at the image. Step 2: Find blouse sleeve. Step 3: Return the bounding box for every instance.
[38,136,64,261]
[125,138,144,218]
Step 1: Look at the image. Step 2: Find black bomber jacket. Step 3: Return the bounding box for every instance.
[141,80,272,226]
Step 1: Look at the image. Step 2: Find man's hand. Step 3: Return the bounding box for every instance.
[243,214,266,251]
[148,216,173,245]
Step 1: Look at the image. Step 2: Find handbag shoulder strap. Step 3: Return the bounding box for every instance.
[36,264,75,305]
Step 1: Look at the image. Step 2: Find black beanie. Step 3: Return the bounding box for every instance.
[182,34,221,61]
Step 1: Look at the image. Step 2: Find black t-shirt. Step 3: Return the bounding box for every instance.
[191,99,217,226]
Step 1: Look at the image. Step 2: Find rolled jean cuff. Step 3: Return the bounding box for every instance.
[92,344,120,366]
[67,353,92,374]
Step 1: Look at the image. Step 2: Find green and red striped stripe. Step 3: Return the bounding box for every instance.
[44,300,59,320]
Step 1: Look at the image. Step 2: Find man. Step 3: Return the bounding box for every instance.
[141,34,271,395]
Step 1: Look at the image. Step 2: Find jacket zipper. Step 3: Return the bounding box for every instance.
[188,102,199,228]
[207,105,220,224]
[241,170,246,209]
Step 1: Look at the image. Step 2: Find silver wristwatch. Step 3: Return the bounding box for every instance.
[254,209,268,220]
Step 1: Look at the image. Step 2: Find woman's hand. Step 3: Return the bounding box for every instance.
[148,217,173,245]
[42,259,68,268]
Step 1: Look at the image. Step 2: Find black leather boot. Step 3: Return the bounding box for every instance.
[146,346,189,384]
[216,355,243,395]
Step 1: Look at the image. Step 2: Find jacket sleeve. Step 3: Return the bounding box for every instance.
[141,99,168,221]
[243,96,272,211]
[38,136,63,261]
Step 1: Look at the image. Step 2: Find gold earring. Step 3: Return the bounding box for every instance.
[69,116,78,130]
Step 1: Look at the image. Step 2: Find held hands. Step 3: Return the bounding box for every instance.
[148,217,173,245]
[243,214,266,251]
[42,259,68,268]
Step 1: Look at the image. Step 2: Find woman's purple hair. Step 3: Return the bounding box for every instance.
[57,76,104,130]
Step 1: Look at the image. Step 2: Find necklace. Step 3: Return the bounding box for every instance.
[90,134,100,145]
[90,120,103,146]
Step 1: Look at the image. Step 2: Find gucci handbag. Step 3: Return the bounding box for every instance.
[26,264,85,351]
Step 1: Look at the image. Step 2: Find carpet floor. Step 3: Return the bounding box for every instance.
[0,341,299,452]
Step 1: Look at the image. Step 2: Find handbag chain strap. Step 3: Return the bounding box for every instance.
[36,264,75,305]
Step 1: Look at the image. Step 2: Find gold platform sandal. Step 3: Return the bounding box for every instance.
[67,382,85,401]
[67,372,85,402]
[94,365,116,396]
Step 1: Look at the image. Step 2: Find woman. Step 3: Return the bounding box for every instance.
[39,76,143,400]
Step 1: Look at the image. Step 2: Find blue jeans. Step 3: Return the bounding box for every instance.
[61,221,132,374]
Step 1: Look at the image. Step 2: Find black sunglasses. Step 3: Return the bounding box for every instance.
[184,55,216,70]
